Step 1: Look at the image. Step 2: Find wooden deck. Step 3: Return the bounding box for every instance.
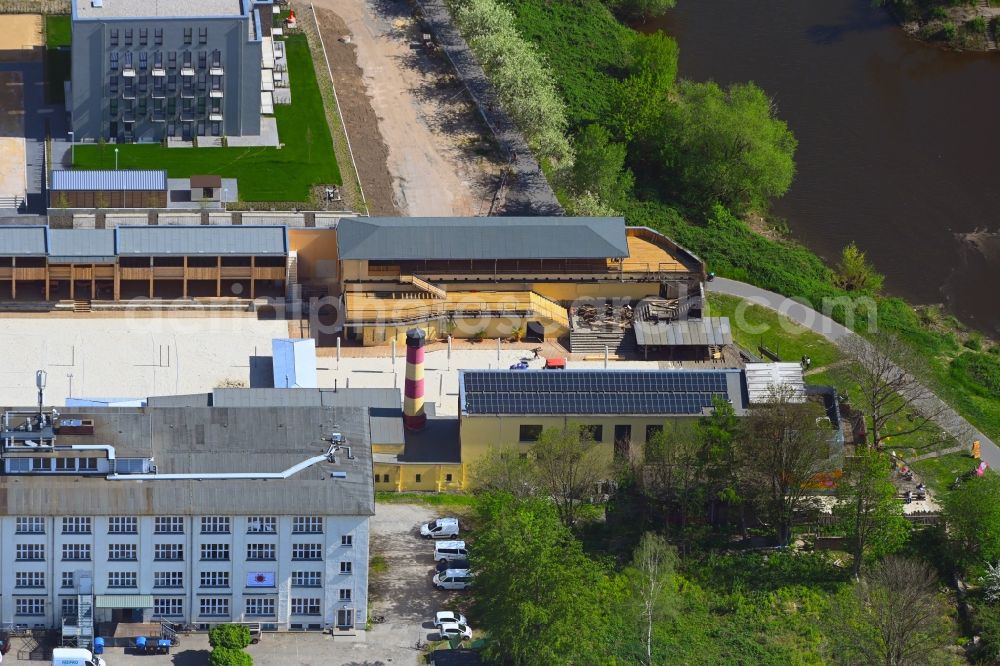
[345,289,568,327]
[616,235,693,273]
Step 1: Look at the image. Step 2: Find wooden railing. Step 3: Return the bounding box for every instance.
[253,267,286,280]
[12,267,46,280]
[400,274,447,299]
[187,267,218,280]
[120,267,151,280]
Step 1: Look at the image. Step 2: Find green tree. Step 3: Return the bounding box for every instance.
[739,385,831,546]
[697,396,742,523]
[208,624,251,650]
[941,472,1000,571]
[638,420,702,538]
[613,31,679,141]
[471,492,615,665]
[835,242,885,293]
[834,448,909,576]
[470,445,539,498]
[607,0,677,20]
[532,425,608,526]
[207,647,253,666]
[570,124,632,205]
[657,80,797,214]
[828,557,952,666]
[627,532,677,666]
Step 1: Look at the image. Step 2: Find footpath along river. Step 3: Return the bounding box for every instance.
[646,0,1000,336]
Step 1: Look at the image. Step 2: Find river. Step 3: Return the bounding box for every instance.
[649,0,1000,336]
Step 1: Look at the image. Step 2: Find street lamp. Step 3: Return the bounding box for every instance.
[114,146,119,170]
[67,131,74,166]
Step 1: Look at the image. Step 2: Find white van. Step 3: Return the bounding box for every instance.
[434,540,468,565]
[433,568,472,591]
[421,517,460,539]
[52,647,106,666]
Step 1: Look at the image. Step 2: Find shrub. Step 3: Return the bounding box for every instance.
[208,624,251,650]
[834,242,885,294]
[939,21,957,40]
[207,647,253,666]
[968,15,987,33]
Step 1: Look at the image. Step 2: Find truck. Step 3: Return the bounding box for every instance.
[52,647,106,666]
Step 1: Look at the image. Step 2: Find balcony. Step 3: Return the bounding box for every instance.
[181,88,195,99]
[122,68,136,78]
[180,112,195,122]
[181,67,195,77]
[209,66,224,76]
[122,89,136,100]
[209,90,223,98]
[209,113,223,122]
[152,67,166,77]
[152,111,166,122]
[152,89,165,99]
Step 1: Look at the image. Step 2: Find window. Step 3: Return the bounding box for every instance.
[16,516,44,534]
[15,598,45,616]
[200,543,229,561]
[198,51,207,69]
[17,544,44,561]
[108,544,137,561]
[246,543,276,561]
[124,28,133,46]
[581,424,603,442]
[61,597,78,619]
[445,473,453,482]
[107,572,137,588]
[108,516,137,534]
[110,51,120,71]
[154,572,183,589]
[61,572,74,589]
[154,598,183,617]
[154,544,183,561]
[645,424,663,442]
[341,535,353,547]
[291,598,321,616]
[155,516,184,534]
[62,544,91,561]
[183,50,192,67]
[244,598,275,616]
[339,589,351,601]
[198,27,208,44]
[55,457,75,471]
[109,29,119,46]
[154,28,163,45]
[247,516,276,534]
[519,425,542,442]
[339,561,352,575]
[15,572,45,588]
[79,457,98,471]
[292,544,322,561]
[199,571,229,588]
[183,27,192,45]
[110,98,119,116]
[139,28,148,45]
[139,51,148,70]
[291,571,322,588]
[292,517,323,534]
[381,474,389,483]
[415,474,422,483]
[211,49,221,66]
[168,51,177,69]
[201,517,230,534]
[199,597,229,617]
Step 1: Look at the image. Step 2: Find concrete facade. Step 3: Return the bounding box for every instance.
[71,0,265,142]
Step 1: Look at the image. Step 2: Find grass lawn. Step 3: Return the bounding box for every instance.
[72,34,341,202]
[45,15,71,104]
[375,492,476,507]
[909,451,979,494]
[706,293,841,369]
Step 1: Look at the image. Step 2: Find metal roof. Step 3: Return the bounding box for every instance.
[47,229,116,261]
[74,0,246,19]
[51,170,167,192]
[336,217,630,261]
[634,317,733,347]
[459,369,747,416]
[0,226,47,255]
[116,226,287,256]
[744,363,806,404]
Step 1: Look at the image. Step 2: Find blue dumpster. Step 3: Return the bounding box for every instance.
[93,637,105,654]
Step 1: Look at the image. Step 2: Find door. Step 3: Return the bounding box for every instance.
[336,608,353,628]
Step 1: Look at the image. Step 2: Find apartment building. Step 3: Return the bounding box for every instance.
[71,0,268,142]
[0,387,379,639]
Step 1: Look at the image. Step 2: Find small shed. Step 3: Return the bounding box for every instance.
[49,170,167,208]
[190,175,223,202]
[272,338,318,388]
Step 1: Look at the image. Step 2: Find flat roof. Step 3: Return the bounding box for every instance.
[0,388,378,516]
[0,226,47,255]
[634,316,733,347]
[459,369,747,417]
[336,217,630,261]
[74,0,247,20]
[51,170,167,191]
[116,225,287,256]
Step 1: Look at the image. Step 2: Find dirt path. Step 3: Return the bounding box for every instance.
[310,0,500,216]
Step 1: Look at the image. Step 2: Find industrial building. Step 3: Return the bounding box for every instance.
[50,171,168,209]
[70,0,271,142]
[0,385,384,642]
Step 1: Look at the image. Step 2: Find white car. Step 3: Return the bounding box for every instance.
[434,610,468,628]
[432,569,472,591]
[421,517,460,539]
[438,621,473,641]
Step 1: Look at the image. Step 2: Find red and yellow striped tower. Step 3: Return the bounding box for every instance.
[403,328,427,431]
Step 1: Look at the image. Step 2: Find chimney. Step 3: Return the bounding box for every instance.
[403,328,427,431]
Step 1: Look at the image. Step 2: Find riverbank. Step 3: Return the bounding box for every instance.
[885,0,1000,51]
[478,0,1000,441]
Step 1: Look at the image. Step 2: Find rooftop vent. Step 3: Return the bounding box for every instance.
[92,0,103,6]
[330,471,347,479]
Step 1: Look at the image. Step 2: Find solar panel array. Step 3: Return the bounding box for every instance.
[461,370,735,416]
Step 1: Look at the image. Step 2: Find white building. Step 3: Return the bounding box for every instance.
[0,387,396,641]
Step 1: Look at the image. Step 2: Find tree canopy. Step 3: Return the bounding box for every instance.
[208,624,251,650]
[942,472,1000,571]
